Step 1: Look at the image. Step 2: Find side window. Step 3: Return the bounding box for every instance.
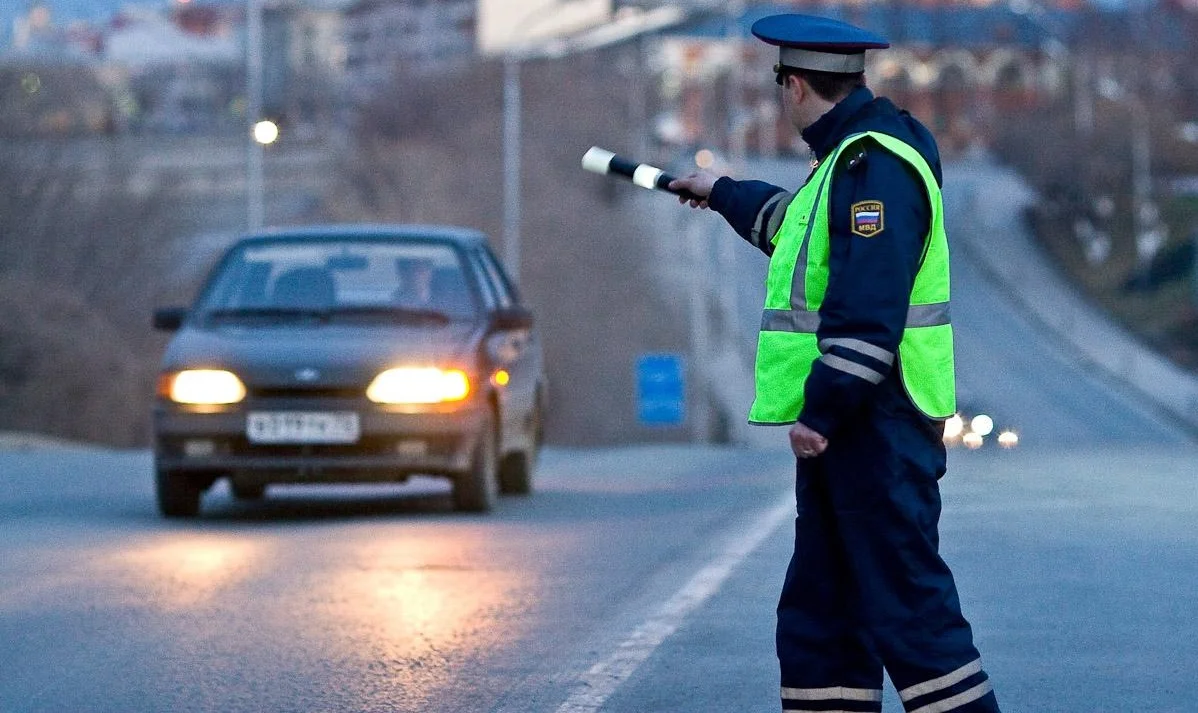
[466,250,499,310]
[477,247,519,306]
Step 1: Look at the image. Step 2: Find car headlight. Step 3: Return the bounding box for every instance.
[367,367,470,404]
[163,369,247,405]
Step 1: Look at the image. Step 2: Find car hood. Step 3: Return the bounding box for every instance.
[161,322,483,387]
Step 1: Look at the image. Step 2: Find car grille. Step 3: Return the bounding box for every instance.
[159,434,463,459]
[250,386,365,399]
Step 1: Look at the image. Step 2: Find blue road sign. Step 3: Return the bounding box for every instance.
[636,353,685,426]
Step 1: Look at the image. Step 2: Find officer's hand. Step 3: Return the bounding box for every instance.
[668,171,719,209]
[789,422,828,459]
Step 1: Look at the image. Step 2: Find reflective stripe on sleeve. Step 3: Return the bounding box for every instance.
[819,354,886,384]
[765,191,799,245]
[752,191,787,248]
[898,659,983,703]
[818,338,895,366]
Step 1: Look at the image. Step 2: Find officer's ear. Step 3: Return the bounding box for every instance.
[783,73,807,104]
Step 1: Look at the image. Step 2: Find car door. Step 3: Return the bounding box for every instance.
[469,246,541,453]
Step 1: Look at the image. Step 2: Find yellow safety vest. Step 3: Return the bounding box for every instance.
[749,131,956,425]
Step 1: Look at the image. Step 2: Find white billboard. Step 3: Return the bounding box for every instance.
[477,0,612,56]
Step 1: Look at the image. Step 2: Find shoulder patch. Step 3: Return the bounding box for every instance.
[850,200,884,237]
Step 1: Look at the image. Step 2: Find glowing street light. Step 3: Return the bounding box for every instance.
[252,120,279,145]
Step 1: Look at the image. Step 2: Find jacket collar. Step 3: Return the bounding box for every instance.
[800,86,875,161]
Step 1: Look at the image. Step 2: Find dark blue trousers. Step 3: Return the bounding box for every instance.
[777,399,1001,713]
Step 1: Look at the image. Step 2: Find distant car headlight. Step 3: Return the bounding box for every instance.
[367,367,470,404]
[943,414,965,439]
[164,369,247,405]
[970,414,995,437]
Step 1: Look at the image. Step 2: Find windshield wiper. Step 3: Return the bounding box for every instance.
[205,307,330,322]
[325,305,453,325]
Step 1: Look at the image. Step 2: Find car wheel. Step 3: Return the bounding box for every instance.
[230,481,266,501]
[156,468,202,518]
[499,403,540,495]
[498,453,531,495]
[453,414,499,513]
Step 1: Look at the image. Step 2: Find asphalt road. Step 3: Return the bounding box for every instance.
[3,441,1197,713]
[2,156,1196,712]
[0,445,795,713]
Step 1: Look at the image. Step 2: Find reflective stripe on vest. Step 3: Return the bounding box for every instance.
[748,131,956,425]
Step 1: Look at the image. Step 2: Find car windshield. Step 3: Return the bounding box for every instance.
[197,239,479,322]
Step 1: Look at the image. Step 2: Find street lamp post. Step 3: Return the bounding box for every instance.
[498,4,688,283]
[246,0,265,230]
[502,51,523,283]
[718,0,745,345]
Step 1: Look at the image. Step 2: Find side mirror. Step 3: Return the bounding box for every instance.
[153,307,188,331]
[492,306,533,331]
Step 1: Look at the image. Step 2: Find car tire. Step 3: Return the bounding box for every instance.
[156,468,202,518]
[230,481,266,501]
[499,400,541,495]
[498,452,532,495]
[453,414,499,513]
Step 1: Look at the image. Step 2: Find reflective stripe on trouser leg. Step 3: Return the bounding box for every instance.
[782,685,883,713]
[898,659,996,713]
[814,400,1000,713]
[778,457,883,712]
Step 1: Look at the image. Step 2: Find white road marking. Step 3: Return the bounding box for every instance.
[554,490,795,713]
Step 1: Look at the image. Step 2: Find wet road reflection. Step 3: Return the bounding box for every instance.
[0,446,792,713]
[115,535,267,610]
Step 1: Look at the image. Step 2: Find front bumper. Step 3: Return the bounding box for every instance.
[153,397,485,481]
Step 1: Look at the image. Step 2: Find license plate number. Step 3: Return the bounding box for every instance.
[246,412,361,444]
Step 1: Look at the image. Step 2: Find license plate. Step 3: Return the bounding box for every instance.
[246,411,361,444]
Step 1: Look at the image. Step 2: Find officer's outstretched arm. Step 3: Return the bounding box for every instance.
[798,146,930,437]
[702,177,790,256]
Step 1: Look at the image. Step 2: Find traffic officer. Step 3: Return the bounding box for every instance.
[669,14,1001,713]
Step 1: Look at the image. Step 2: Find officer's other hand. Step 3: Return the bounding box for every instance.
[789,422,828,459]
[669,171,718,209]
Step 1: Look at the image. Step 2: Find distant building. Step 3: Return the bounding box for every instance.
[106,5,241,65]
[342,0,475,96]
[9,2,100,60]
[654,2,1093,156]
[264,0,350,130]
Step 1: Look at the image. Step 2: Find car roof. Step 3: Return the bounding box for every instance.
[236,224,489,247]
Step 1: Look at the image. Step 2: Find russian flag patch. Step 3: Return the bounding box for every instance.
[851,200,884,237]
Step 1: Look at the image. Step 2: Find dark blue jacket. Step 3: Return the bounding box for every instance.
[708,87,944,437]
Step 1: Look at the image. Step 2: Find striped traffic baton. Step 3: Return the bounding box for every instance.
[581,147,704,202]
